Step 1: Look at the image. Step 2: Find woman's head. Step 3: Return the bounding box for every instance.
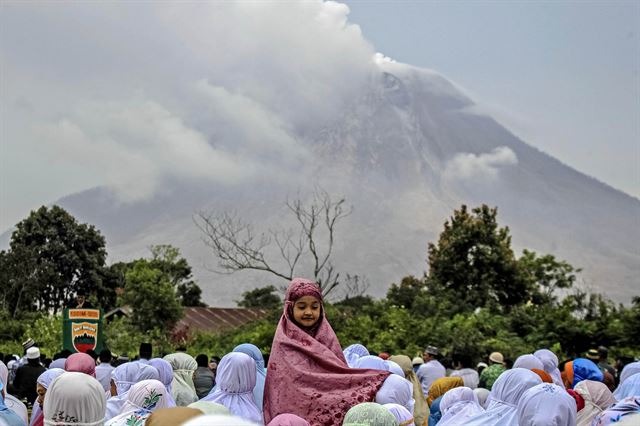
[43,372,105,425]
[36,368,65,406]
[285,278,323,329]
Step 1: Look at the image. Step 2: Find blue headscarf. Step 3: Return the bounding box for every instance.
[232,343,266,410]
[573,358,604,388]
[428,396,443,426]
[0,382,25,426]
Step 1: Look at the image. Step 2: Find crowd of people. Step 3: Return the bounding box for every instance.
[0,278,638,426]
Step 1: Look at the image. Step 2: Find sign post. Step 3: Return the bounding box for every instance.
[62,309,103,353]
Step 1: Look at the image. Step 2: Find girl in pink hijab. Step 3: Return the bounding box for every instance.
[263,278,390,426]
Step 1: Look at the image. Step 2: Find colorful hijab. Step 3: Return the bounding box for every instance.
[182,414,263,426]
[513,354,544,371]
[233,343,267,410]
[343,344,370,368]
[263,278,390,425]
[517,383,576,425]
[106,379,171,426]
[614,373,640,401]
[426,377,464,406]
[164,352,198,406]
[531,368,553,383]
[389,354,427,426]
[200,352,262,424]
[563,358,604,389]
[145,407,204,426]
[267,413,311,426]
[438,386,484,426]
[575,380,617,426]
[343,402,397,426]
[534,349,564,388]
[149,358,177,407]
[43,372,106,426]
[592,396,640,426]
[375,374,414,413]
[105,362,160,420]
[64,352,96,377]
[383,403,414,426]
[464,368,542,426]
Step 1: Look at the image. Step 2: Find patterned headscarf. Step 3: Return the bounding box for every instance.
[43,372,106,426]
[343,344,370,368]
[517,383,576,425]
[105,362,160,420]
[591,396,640,426]
[106,379,171,426]
[263,278,389,425]
[343,402,398,426]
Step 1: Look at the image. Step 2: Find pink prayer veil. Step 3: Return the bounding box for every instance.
[263,278,390,426]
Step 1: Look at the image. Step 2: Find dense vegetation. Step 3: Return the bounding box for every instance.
[1,204,638,365]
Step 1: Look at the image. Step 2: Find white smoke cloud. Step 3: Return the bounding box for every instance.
[1,1,376,204]
[444,146,518,181]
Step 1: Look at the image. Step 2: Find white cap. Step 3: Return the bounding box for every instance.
[26,347,40,360]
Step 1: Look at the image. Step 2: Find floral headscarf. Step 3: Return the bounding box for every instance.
[43,372,106,426]
[106,379,170,426]
[343,402,397,426]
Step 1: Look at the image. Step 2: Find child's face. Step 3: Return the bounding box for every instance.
[292,295,321,327]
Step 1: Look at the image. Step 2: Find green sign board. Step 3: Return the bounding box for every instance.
[62,309,104,353]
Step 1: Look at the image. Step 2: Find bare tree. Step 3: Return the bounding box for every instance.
[194,188,352,296]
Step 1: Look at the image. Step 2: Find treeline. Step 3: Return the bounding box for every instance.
[0,205,205,354]
[1,204,638,363]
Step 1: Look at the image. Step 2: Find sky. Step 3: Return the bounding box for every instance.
[1,0,638,232]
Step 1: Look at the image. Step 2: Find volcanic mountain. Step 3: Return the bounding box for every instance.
[4,61,638,305]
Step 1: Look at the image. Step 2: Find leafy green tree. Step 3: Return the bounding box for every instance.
[237,285,281,310]
[148,245,205,307]
[518,249,579,304]
[426,204,530,313]
[119,260,183,333]
[1,206,109,315]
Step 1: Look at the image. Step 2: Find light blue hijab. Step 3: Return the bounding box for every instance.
[0,382,25,426]
[232,343,266,410]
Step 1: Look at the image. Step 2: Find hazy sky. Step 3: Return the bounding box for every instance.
[1,1,638,231]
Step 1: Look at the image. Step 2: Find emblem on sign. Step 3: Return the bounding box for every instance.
[71,322,98,353]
